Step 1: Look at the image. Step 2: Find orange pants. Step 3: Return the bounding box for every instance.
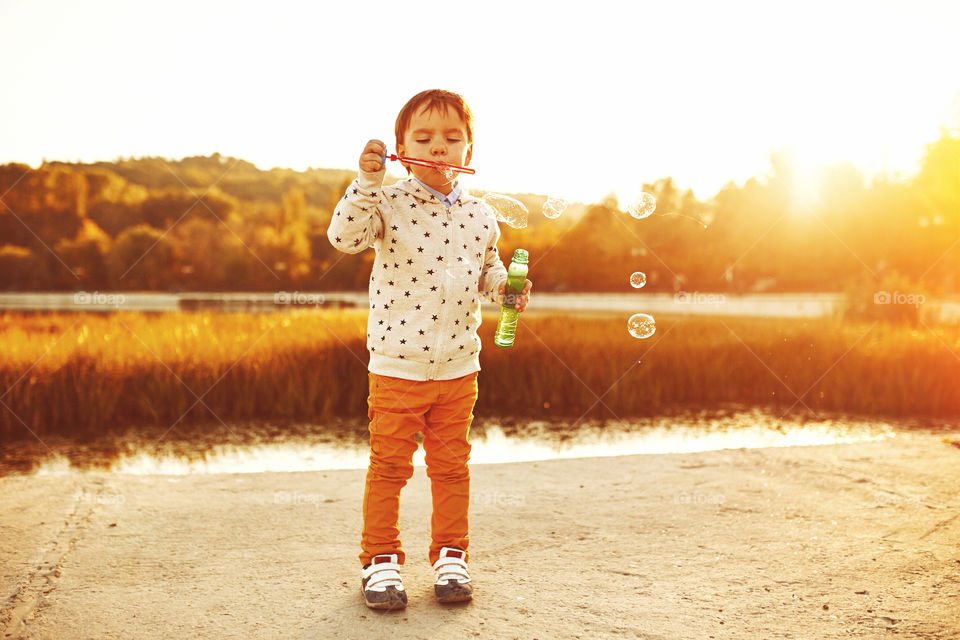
[360,370,478,566]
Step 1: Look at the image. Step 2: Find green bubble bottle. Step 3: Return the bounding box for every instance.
[494,248,529,348]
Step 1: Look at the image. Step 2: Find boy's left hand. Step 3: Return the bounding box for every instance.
[498,279,533,313]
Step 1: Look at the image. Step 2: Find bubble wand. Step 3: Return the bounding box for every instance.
[380,152,475,175]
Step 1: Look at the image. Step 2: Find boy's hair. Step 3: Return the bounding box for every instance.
[395,89,474,152]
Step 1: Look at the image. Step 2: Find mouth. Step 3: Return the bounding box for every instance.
[400,155,474,176]
[422,164,454,180]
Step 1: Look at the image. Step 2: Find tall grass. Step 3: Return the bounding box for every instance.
[1,310,958,441]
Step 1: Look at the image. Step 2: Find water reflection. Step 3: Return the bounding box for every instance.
[25,410,897,477]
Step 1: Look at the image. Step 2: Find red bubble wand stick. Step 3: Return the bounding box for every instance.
[380,152,475,175]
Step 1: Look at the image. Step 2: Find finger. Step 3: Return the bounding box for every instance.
[365,139,386,152]
[360,155,384,170]
[362,147,385,162]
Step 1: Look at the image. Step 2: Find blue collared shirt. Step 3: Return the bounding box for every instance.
[413,178,461,209]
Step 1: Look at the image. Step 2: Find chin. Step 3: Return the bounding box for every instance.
[419,173,447,187]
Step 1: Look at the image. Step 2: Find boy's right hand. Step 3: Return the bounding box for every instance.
[359,139,387,173]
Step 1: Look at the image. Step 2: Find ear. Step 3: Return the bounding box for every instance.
[396,142,411,174]
[464,142,473,167]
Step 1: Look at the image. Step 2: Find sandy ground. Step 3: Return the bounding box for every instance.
[1,429,959,640]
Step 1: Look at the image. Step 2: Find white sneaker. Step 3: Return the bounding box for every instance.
[361,553,407,610]
[432,547,473,603]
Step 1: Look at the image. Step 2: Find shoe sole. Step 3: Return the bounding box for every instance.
[435,583,473,604]
[365,599,407,611]
[361,586,407,611]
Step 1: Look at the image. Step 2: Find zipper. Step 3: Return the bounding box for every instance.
[427,204,454,380]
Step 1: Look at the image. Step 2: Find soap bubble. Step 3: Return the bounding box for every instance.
[627,313,656,339]
[629,272,647,289]
[628,193,657,219]
[542,196,568,219]
[657,210,709,227]
[445,255,472,280]
[482,193,529,229]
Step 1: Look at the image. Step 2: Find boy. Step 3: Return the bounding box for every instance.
[327,89,532,610]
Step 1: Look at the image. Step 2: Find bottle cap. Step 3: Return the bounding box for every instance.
[512,248,528,264]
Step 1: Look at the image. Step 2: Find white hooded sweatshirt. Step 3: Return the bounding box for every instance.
[328,168,508,381]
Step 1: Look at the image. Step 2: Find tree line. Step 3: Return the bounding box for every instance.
[1,131,958,297]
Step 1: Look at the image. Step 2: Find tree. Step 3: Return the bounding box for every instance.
[0,244,49,290]
[53,220,111,289]
[107,224,178,290]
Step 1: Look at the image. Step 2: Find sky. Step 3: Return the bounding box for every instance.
[1,0,958,205]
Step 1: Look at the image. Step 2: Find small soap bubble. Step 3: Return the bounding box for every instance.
[542,196,568,219]
[628,192,657,219]
[445,255,472,280]
[627,313,656,339]
[482,193,529,229]
[630,272,647,289]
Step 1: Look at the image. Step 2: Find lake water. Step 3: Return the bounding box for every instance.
[2,291,958,321]
[18,410,902,477]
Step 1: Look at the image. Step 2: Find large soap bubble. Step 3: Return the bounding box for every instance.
[482,193,529,229]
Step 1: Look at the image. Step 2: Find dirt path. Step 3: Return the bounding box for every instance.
[2,430,959,639]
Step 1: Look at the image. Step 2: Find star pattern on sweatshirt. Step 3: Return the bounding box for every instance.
[337,181,500,361]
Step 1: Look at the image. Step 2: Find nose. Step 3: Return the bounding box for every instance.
[430,138,447,156]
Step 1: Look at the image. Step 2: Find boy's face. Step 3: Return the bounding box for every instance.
[397,105,472,194]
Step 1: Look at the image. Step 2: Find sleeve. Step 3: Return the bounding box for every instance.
[327,169,387,254]
[478,218,509,304]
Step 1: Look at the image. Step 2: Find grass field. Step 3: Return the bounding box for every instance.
[1,310,958,442]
